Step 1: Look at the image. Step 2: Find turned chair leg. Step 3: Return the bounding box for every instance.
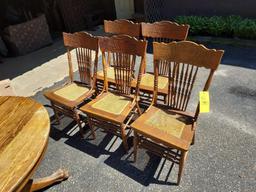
[191,132,195,145]
[29,169,69,192]
[87,117,96,139]
[164,95,168,104]
[51,102,60,124]
[177,150,188,185]
[136,102,142,115]
[133,131,138,162]
[120,124,128,152]
[74,110,84,138]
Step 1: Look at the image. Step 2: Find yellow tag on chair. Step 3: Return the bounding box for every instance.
[199,91,210,113]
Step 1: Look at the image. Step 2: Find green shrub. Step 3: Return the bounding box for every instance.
[175,15,256,39]
[206,16,227,36]
[234,19,256,39]
[225,15,242,35]
[175,16,208,35]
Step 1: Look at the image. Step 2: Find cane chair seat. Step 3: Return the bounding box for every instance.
[44,82,94,109]
[80,92,135,123]
[141,73,168,89]
[97,67,115,84]
[93,93,131,115]
[131,106,195,150]
[54,83,90,101]
[132,73,168,94]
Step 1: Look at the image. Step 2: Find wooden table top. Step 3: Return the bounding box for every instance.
[0,96,50,192]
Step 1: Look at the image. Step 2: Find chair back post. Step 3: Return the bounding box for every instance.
[194,69,215,121]
[92,43,99,91]
[66,47,74,82]
[101,50,109,93]
[135,47,147,100]
[152,58,159,105]
[153,41,224,116]
[63,32,75,83]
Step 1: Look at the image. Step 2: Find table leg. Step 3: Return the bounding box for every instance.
[24,169,69,192]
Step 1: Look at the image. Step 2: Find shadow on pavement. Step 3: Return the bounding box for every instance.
[49,115,177,186]
[104,137,177,186]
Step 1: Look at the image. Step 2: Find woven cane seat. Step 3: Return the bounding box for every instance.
[54,83,89,101]
[131,106,195,150]
[140,73,168,89]
[80,92,135,123]
[92,93,130,115]
[97,67,115,81]
[145,109,185,138]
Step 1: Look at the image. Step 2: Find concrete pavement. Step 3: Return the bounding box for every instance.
[31,61,256,192]
[33,48,256,191]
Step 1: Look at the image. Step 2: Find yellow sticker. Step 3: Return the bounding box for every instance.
[199,91,210,113]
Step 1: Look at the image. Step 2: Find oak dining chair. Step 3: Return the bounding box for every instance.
[131,41,224,185]
[97,19,141,91]
[133,21,190,103]
[80,35,147,151]
[44,32,99,138]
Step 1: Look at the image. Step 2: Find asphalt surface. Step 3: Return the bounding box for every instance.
[30,43,256,192]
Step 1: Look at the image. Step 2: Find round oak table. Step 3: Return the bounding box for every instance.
[0,96,68,192]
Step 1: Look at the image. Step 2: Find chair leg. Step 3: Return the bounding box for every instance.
[191,132,195,145]
[51,102,60,124]
[136,102,142,115]
[133,131,138,162]
[87,117,96,139]
[177,150,188,185]
[164,95,168,104]
[120,124,128,152]
[74,110,84,138]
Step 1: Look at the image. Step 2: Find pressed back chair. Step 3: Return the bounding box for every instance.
[44,32,99,138]
[97,20,141,91]
[131,41,224,185]
[132,21,190,103]
[80,35,147,151]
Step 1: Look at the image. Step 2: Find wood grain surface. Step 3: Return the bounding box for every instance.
[0,96,50,192]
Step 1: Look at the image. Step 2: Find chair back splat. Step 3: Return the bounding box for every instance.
[63,32,99,88]
[152,41,224,118]
[104,19,141,38]
[99,35,147,96]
